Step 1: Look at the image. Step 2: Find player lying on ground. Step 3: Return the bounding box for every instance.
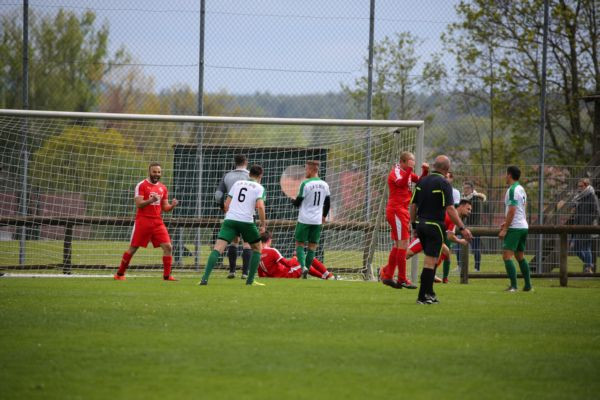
[115,162,179,281]
[405,199,472,284]
[259,231,335,279]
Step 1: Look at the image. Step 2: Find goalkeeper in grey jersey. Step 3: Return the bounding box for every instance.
[293,160,331,278]
[215,154,252,279]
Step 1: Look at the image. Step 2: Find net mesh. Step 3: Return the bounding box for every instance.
[0,112,421,279]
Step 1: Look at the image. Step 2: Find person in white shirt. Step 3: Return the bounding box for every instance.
[498,166,532,292]
[200,165,267,286]
[292,160,331,278]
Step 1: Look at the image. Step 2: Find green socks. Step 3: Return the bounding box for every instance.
[504,259,518,288]
[296,246,306,268]
[443,259,450,279]
[305,250,315,270]
[202,250,220,281]
[246,251,261,284]
[518,258,532,289]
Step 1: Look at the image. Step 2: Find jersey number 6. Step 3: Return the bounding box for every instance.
[238,187,247,202]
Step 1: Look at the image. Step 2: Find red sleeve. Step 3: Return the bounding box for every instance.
[392,166,413,187]
[278,257,295,268]
[163,185,169,202]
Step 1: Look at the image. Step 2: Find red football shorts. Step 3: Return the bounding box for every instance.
[386,208,410,241]
[130,218,171,248]
[408,237,422,254]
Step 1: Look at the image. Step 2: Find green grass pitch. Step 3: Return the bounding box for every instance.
[1,276,599,399]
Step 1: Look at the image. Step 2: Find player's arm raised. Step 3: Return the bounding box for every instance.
[162,197,178,212]
[256,198,267,233]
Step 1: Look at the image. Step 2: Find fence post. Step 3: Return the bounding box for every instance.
[63,223,73,275]
[460,243,469,284]
[559,232,568,287]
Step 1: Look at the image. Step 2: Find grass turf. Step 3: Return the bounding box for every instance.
[1,276,599,399]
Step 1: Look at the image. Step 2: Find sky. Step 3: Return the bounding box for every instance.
[2,0,459,94]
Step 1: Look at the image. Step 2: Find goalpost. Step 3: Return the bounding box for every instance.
[0,109,424,279]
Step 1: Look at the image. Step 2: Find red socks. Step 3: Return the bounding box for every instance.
[308,266,323,278]
[382,247,399,280]
[311,258,328,274]
[163,255,173,278]
[117,252,133,276]
[397,249,408,282]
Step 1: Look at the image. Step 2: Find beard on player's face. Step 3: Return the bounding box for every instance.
[149,171,161,183]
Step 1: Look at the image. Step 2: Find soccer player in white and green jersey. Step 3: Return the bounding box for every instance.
[498,166,533,292]
[292,160,331,278]
[200,165,267,286]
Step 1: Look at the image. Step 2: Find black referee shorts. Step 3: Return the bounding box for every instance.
[416,220,446,258]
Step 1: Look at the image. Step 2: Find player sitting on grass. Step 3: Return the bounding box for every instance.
[406,199,472,284]
[259,231,335,279]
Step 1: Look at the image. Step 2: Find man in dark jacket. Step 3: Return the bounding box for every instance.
[462,181,487,271]
[569,178,600,273]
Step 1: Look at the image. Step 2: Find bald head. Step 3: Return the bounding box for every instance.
[433,155,451,173]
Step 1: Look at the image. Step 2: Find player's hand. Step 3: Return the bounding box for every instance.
[462,228,473,241]
[421,162,429,171]
[460,239,469,246]
[498,228,507,240]
[171,198,179,207]
[322,216,327,224]
[150,194,160,203]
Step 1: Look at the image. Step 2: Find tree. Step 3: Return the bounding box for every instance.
[0,8,126,111]
[342,32,446,121]
[444,0,599,165]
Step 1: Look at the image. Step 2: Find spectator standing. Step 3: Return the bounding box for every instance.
[462,181,487,271]
[569,178,600,274]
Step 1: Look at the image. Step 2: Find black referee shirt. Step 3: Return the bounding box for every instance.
[411,171,454,223]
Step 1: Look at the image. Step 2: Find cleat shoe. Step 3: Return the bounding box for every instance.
[114,274,126,281]
[434,275,442,283]
[442,278,449,284]
[163,275,178,281]
[522,286,534,292]
[301,268,309,279]
[416,297,432,305]
[382,279,400,289]
[198,279,208,286]
[425,293,440,304]
[399,279,417,289]
[227,272,235,279]
[247,280,265,286]
[504,286,517,292]
[241,274,248,280]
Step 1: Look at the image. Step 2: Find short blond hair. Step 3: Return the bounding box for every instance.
[400,151,414,162]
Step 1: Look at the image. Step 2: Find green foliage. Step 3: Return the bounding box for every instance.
[1,277,599,399]
[0,9,125,111]
[30,125,145,216]
[444,0,599,165]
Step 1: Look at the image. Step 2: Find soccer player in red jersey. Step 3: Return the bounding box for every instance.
[114,162,179,281]
[259,231,335,279]
[380,151,429,289]
[406,199,472,283]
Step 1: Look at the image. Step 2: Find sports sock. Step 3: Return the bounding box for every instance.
[383,247,398,280]
[308,266,323,278]
[518,258,532,289]
[117,252,132,276]
[296,246,306,268]
[305,250,316,272]
[227,245,237,273]
[202,250,220,281]
[417,268,435,299]
[504,259,518,288]
[443,259,450,279]
[397,249,408,282]
[311,258,327,274]
[242,248,252,275]
[162,255,173,278]
[246,251,261,284]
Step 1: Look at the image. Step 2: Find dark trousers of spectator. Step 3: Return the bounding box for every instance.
[571,236,593,270]
[471,236,481,271]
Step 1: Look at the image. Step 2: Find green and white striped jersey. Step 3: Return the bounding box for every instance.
[504,182,528,229]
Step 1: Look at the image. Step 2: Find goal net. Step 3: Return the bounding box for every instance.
[0,109,423,279]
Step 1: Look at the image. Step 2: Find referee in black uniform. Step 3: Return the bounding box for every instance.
[410,155,472,304]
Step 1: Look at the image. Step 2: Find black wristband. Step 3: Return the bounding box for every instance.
[411,222,417,230]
